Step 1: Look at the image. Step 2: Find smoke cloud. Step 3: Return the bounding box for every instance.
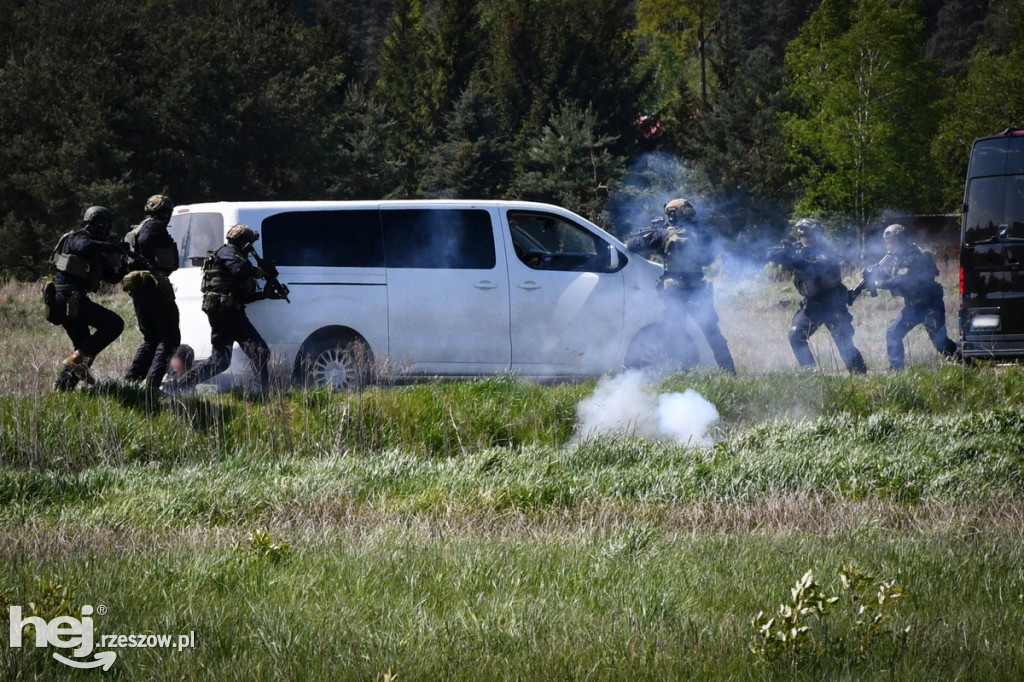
[571,370,719,446]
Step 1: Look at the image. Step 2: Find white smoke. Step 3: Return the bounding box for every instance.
[571,370,719,446]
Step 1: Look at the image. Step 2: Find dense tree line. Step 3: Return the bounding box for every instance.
[0,0,1018,278]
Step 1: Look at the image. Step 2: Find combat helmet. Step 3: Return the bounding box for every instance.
[82,206,113,235]
[794,218,824,240]
[144,194,174,221]
[664,198,697,226]
[226,223,257,247]
[883,223,907,242]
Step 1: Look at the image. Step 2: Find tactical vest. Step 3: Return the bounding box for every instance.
[50,230,103,291]
[200,247,257,302]
[200,249,232,294]
[663,227,709,275]
[794,250,842,300]
[125,221,180,272]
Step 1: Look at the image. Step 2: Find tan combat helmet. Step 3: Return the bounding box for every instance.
[664,198,697,226]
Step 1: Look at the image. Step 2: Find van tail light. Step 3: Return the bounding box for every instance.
[959,266,964,296]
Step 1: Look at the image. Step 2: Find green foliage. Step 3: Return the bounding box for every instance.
[751,570,838,664]
[751,566,908,667]
[783,0,939,235]
[513,106,625,224]
[931,3,1024,209]
[375,0,433,197]
[422,78,512,199]
[235,529,291,565]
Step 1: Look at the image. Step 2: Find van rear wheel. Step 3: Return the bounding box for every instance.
[299,335,373,390]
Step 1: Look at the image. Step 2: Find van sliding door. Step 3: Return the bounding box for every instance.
[382,207,511,374]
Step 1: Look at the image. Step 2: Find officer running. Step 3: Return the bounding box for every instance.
[867,223,958,369]
[627,198,736,373]
[122,194,181,388]
[167,224,270,394]
[44,206,127,391]
[767,218,867,374]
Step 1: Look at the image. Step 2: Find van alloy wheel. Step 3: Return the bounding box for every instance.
[300,335,372,390]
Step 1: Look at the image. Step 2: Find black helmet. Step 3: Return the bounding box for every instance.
[226,223,257,247]
[144,194,173,220]
[82,206,113,235]
[794,218,823,240]
[664,198,697,225]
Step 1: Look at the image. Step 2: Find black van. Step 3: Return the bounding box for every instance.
[959,128,1024,359]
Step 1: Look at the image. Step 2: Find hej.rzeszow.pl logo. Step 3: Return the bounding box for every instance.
[9,604,196,670]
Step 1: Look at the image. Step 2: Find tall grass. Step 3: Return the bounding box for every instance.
[3,272,1024,681]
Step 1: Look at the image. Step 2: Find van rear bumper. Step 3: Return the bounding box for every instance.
[960,335,1024,359]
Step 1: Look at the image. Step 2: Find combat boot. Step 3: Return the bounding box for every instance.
[63,350,97,385]
[53,366,79,392]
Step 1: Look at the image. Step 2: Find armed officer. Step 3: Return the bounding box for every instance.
[44,206,126,391]
[627,198,736,372]
[866,223,957,369]
[168,224,270,394]
[767,219,867,374]
[122,195,181,388]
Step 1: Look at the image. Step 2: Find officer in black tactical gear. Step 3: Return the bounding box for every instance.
[122,194,181,388]
[44,206,127,391]
[168,224,270,394]
[866,223,957,369]
[627,198,736,373]
[767,218,867,374]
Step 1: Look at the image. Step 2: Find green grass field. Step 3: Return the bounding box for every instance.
[2,269,1024,681]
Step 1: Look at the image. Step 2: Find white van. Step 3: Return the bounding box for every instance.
[167,200,668,388]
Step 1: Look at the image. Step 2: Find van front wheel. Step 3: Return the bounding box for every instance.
[298,336,373,390]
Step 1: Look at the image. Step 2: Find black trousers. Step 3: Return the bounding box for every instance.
[125,286,181,387]
[58,291,124,359]
[178,306,269,392]
[789,288,867,374]
[665,282,735,373]
[886,296,957,369]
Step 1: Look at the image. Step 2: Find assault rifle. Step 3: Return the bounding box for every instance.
[243,242,291,303]
[848,251,894,304]
[766,239,802,266]
[622,215,663,249]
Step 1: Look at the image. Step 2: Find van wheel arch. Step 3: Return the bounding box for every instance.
[624,323,699,373]
[293,327,374,390]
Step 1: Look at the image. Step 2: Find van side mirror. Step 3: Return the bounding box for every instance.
[607,244,621,271]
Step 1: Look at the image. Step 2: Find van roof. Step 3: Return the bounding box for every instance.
[172,199,574,215]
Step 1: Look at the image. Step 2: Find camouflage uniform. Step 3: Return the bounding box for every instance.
[627,199,735,373]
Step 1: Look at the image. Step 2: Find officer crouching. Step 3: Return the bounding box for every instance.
[43,206,126,391]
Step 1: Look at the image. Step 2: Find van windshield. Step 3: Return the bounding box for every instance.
[168,212,225,267]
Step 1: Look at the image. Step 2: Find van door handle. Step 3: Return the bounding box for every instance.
[518,281,542,290]
[474,280,499,289]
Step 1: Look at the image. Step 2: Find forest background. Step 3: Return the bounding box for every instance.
[0,0,1020,279]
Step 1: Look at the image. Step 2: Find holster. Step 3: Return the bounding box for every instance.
[41,281,63,325]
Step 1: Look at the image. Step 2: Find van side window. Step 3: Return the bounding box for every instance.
[261,210,384,267]
[507,210,618,272]
[381,209,495,269]
[168,212,225,268]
